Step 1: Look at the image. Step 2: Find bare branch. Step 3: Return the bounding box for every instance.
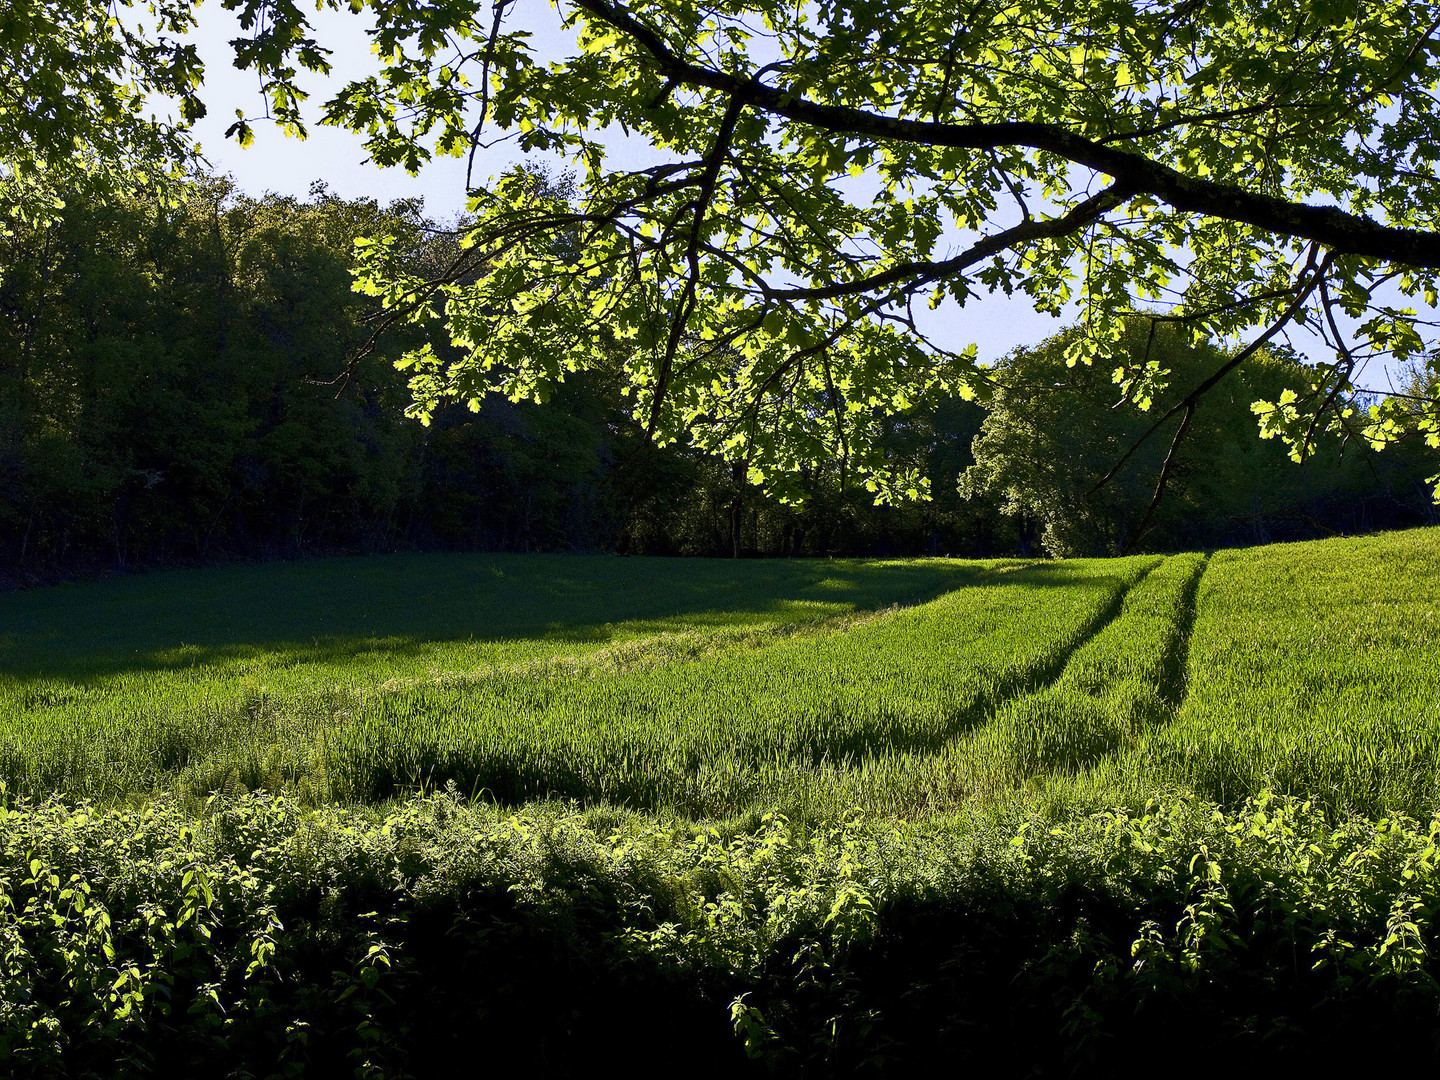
[1091,245,1329,493]
[1122,400,1195,552]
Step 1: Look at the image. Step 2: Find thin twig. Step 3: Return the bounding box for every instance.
[1093,244,1328,493]
[1122,400,1194,552]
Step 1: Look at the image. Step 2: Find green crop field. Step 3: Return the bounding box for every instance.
[4,531,1436,820]
[1,530,1438,1075]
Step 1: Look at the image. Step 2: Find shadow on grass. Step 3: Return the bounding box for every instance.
[0,552,1036,682]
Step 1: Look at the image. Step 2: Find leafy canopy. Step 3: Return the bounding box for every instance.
[9,0,1440,498]
[0,0,209,224]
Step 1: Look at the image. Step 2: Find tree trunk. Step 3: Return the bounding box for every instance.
[729,460,745,558]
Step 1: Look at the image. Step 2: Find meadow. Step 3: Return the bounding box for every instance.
[1,529,1438,1075]
[3,531,1436,821]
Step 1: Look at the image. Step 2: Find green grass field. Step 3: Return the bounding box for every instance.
[3,530,1440,1074]
[2,529,1436,820]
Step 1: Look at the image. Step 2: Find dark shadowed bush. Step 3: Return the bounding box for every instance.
[4,789,1440,1077]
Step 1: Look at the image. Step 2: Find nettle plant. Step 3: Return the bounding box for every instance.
[9,0,1440,503]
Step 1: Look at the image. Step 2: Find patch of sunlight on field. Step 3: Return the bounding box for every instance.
[0,551,1029,805]
[0,528,1436,823]
[0,552,1012,683]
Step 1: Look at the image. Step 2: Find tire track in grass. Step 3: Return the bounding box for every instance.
[809,558,1165,763]
[969,558,1162,718]
[323,559,1159,809]
[1157,552,1210,712]
[870,559,1162,796]
[945,554,1208,789]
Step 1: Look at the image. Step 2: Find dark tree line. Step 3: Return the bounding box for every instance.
[0,178,1434,584]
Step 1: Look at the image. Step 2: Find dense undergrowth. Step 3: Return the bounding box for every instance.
[0,529,1437,1073]
[5,789,1440,1076]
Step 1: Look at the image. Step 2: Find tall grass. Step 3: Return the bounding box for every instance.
[320,558,1153,814]
[1128,530,1440,815]
[1,530,1436,821]
[0,553,1008,803]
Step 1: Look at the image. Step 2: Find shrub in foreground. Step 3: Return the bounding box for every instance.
[1,790,1439,1076]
